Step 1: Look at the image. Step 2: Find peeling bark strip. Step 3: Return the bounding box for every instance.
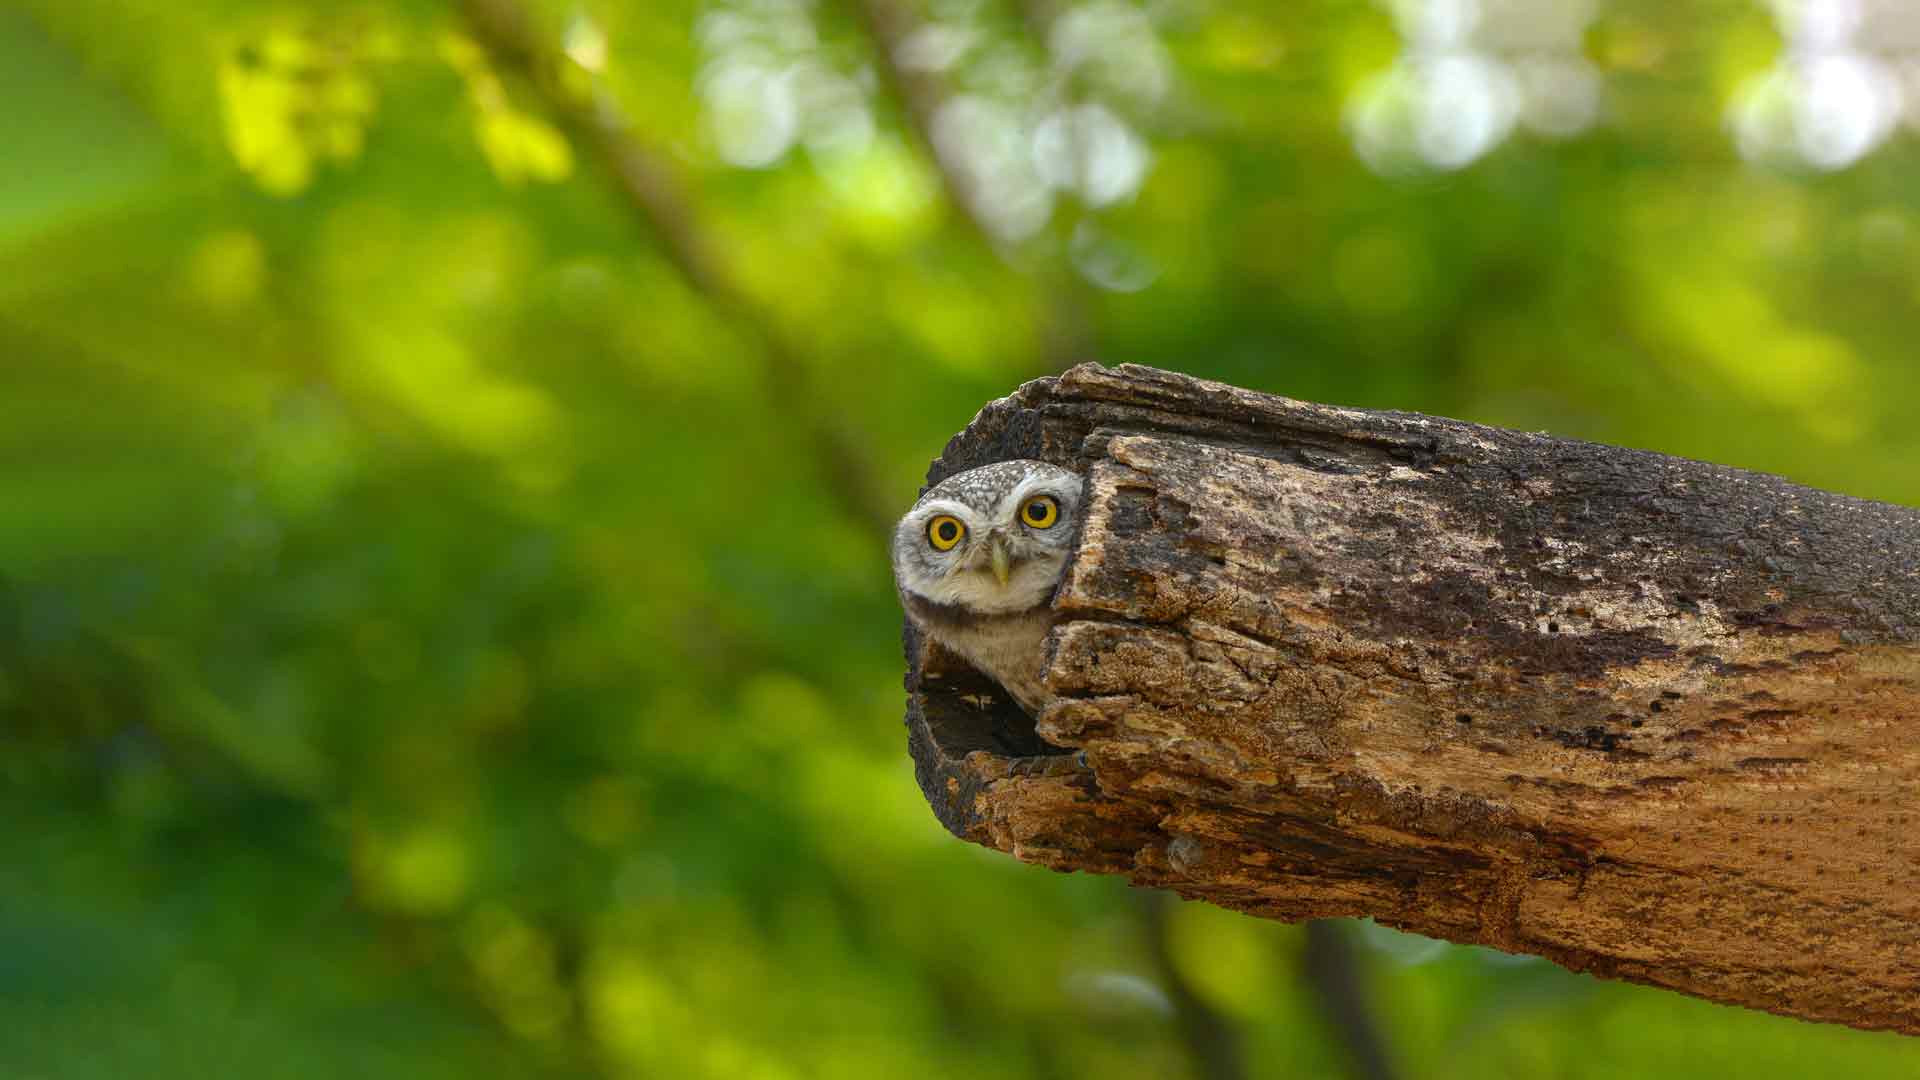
[904,363,1920,1034]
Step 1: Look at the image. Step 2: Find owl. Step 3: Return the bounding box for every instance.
[892,459,1084,715]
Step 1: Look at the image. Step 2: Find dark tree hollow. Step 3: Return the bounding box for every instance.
[905,363,1920,1034]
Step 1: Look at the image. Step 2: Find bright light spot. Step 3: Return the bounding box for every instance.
[1061,970,1175,1017]
[1392,0,1480,45]
[696,10,758,51]
[1800,54,1903,166]
[1515,55,1604,136]
[1350,56,1521,173]
[1421,54,1522,167]
[1070,220,1158,292]
[933,94,1052,241]
[692,0,1170,242]
[219,28,381,195]
[897,23,979,72]
[1350,0,1600,174]
[1733,54,1902,170]
[791,63,874,159]
[763,2,819,52]
[695,2,879,177]
[1050,2,1174,108]
[701,56,799,168]
[970,42,1045,100]
[476,109,575,185]
[1781,0,1864,49]
[564,12,608,72]
[1032,103,1151,207]
[1733,0,1916,170]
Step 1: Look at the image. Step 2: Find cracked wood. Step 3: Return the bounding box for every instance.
[903,362,1920,1034]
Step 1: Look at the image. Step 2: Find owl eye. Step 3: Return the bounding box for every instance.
[1020,495,1060,529]
[927,515,966,551]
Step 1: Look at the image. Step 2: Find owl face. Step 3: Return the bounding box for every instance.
[892,460,1083,616]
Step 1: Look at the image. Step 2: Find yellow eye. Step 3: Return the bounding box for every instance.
[927,515,965,551]
[1020,495,1059,529]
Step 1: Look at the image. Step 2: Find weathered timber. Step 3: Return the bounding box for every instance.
[903,362,1920,1034]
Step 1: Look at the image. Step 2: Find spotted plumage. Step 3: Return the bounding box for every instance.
[892,460,1084,715]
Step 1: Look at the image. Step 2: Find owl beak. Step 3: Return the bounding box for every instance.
[989,537,1012,586]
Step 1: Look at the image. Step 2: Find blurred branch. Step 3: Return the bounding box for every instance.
[1009,0,1104,377]
[1136,890,1247,1080]
[854,0,1005,253]
[1301,921,1400,1080]
[459,0,894,536]
[1013,0,1066,45]
[851,0,1095,374]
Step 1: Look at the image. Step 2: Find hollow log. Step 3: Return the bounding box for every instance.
[903,362,1920,1034]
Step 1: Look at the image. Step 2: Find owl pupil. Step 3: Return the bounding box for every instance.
[938,523,955,540]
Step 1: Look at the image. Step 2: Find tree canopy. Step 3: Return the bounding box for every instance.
[7,1,1920,1077]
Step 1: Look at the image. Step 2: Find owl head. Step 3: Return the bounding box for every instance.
[892,460,1084,616]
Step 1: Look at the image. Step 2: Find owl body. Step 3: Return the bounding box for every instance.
[892,460,1083,715]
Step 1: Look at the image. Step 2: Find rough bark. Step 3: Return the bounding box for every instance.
[904,362,1920,1034]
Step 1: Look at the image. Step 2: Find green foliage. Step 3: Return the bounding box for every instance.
[6,1,1920,1076]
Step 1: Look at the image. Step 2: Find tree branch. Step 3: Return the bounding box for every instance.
[459,0,893,536]
[906,362,1920,1034]
[852,0,1006,251]
[1301,921,1400,1080]
[849,0,1097,374]
[1134,890,1247,1080]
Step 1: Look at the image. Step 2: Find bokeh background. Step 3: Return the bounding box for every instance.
[7,0,1920,1076]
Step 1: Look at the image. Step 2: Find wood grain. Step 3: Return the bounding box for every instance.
[904,362,1920,1033]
